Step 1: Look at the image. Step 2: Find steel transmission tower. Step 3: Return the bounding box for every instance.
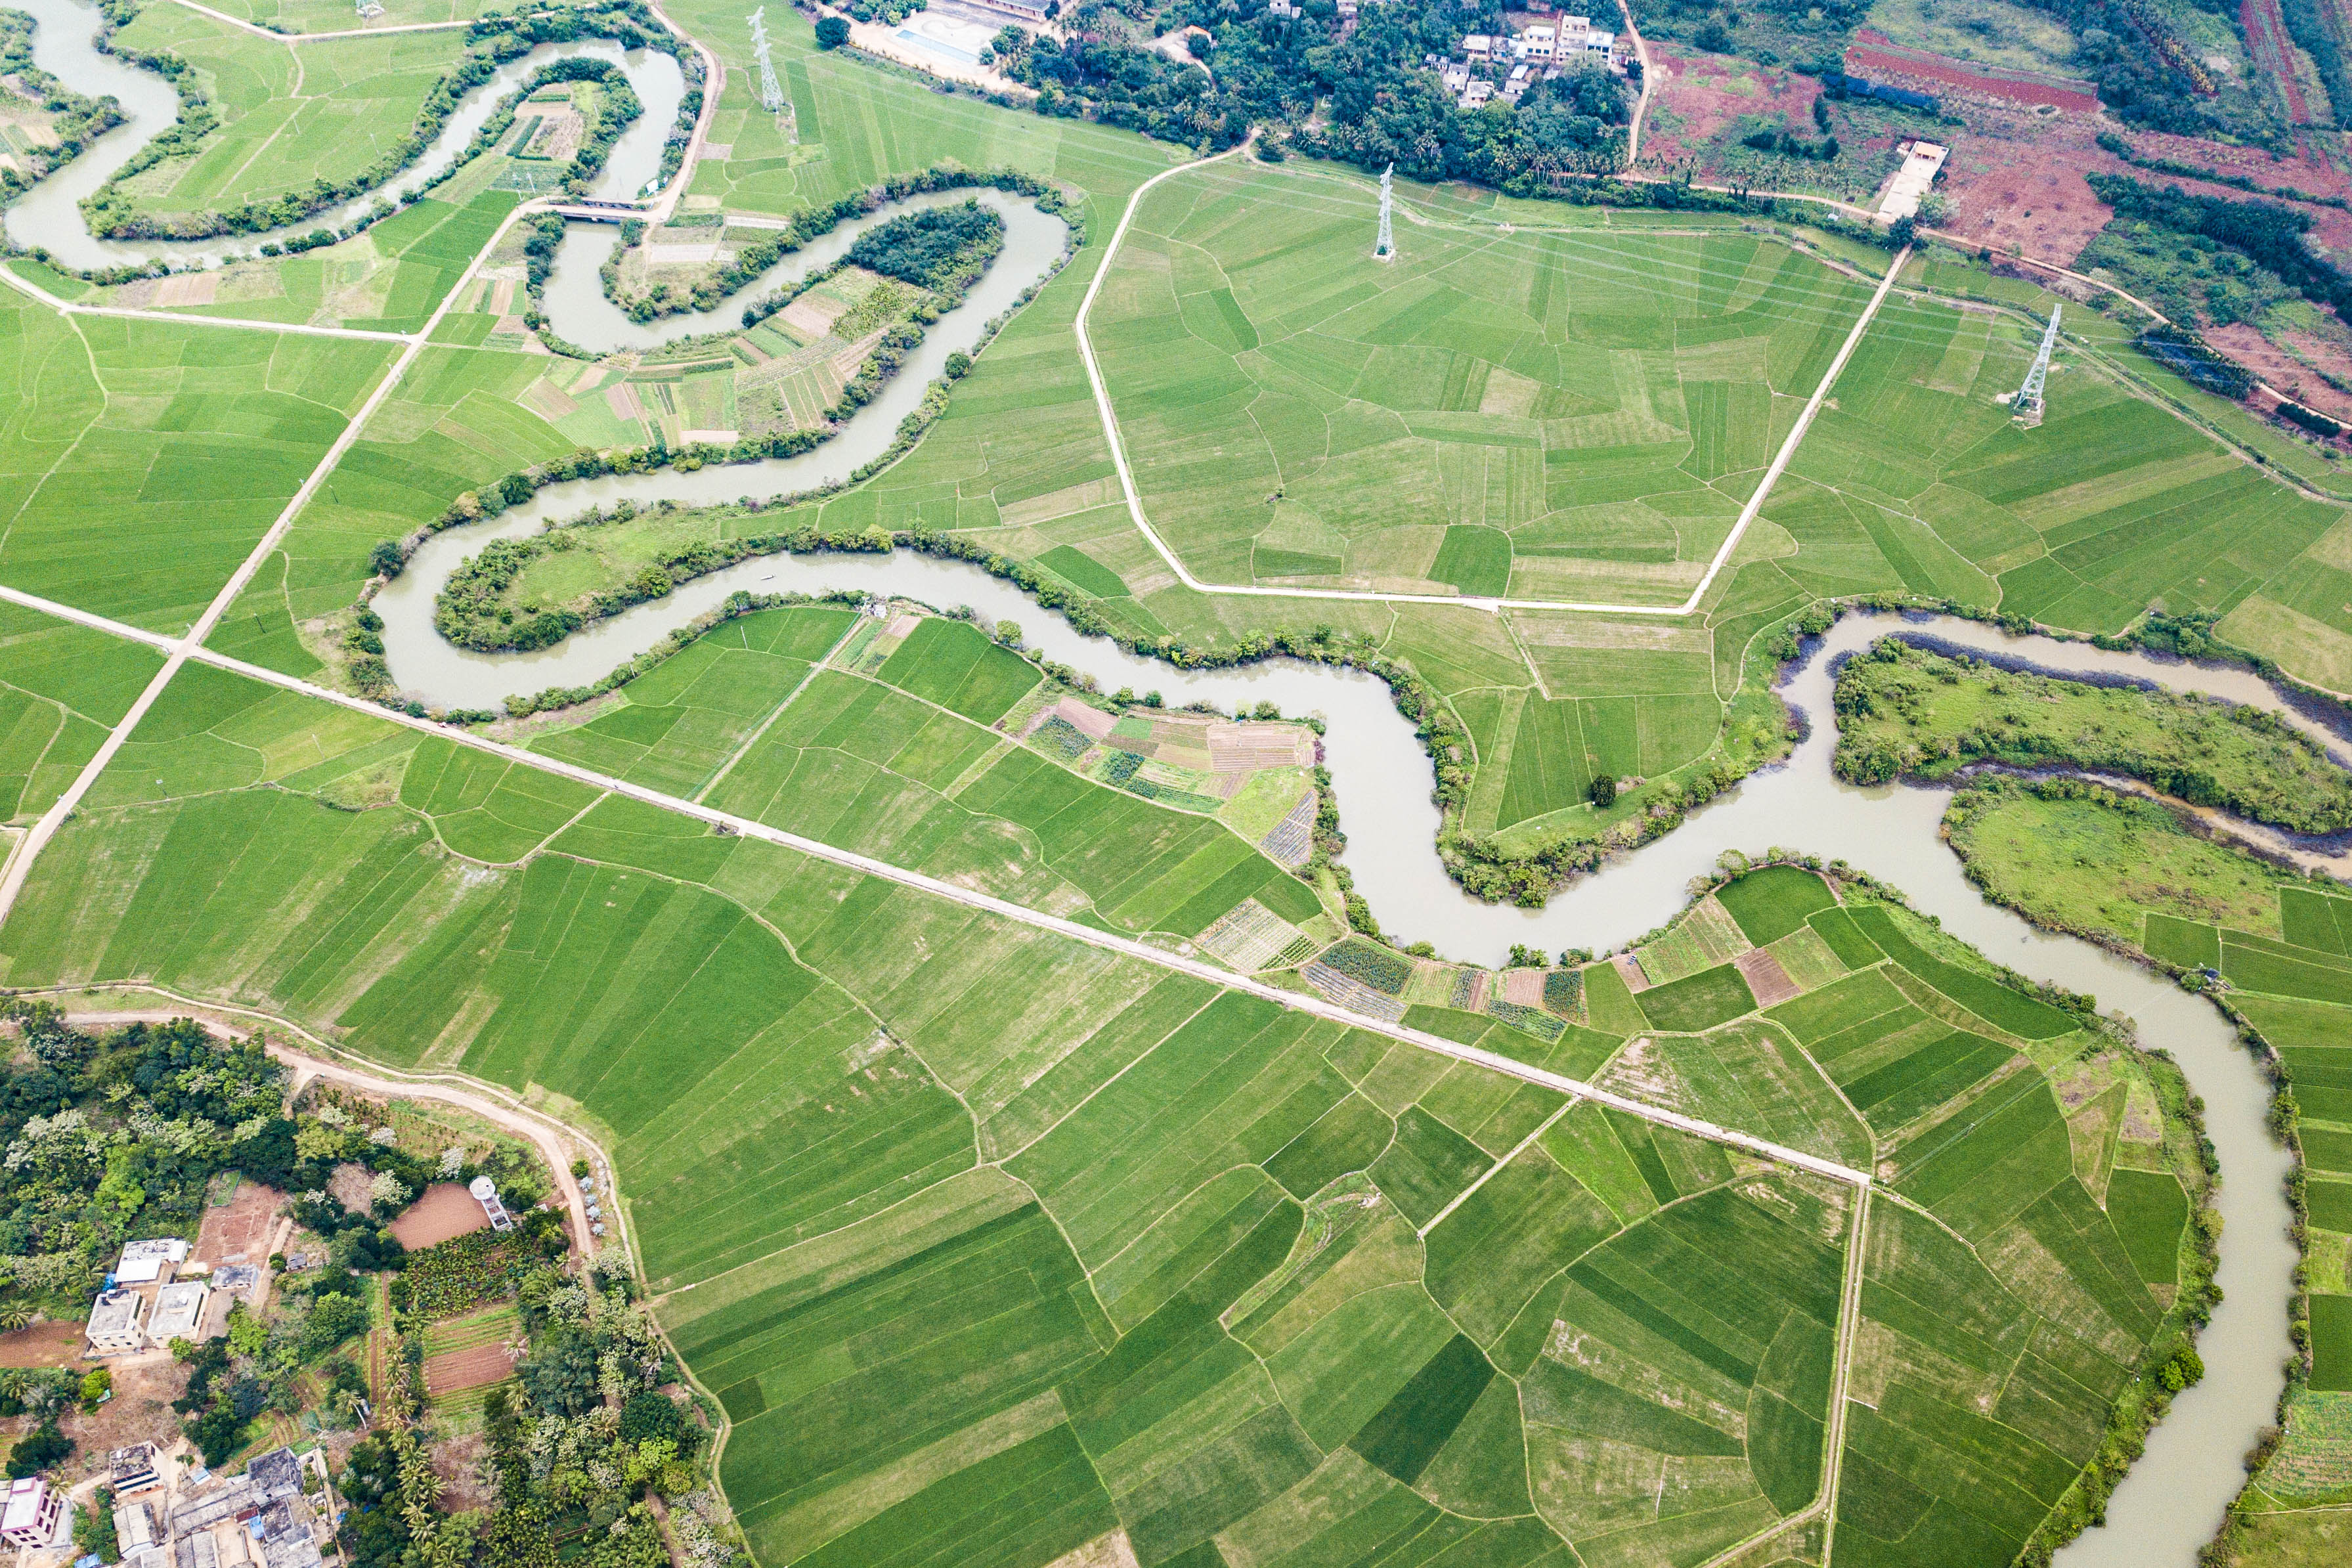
[1374,163,1394,260]
[2009,305,2061,427]
[751,7,785,114]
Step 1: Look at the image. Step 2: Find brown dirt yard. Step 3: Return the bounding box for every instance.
[391,1183,491,1250]
[193,1177,286,1269]
[0,1320,83,1368]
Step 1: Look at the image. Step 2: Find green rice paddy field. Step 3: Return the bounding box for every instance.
[0,632,2206,1568]
[1944,779,2352,1510]
[156,4,2348,854]
[102,6,472,219]
[0,11,2327,1561]
[0,292,396,630]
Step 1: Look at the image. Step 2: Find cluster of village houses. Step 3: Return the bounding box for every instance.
[5,1442,334,1568]
[1252,0,1625,109]
[1438,13,1627,109]
[0,1238,334,1568]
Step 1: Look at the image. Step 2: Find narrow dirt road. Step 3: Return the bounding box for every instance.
[60,1005,602,1258]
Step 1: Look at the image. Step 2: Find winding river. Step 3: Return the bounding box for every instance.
[0,5,2311,1563]
[3,0,684,269]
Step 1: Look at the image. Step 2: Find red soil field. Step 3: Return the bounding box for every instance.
[1844,37,2101,112]
[391,1183,491,1250]
[2241,0,2311,123]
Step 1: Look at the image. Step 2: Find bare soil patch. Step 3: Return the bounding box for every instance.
[194,1178,285,1269]
[0,1320,83,1368]
[2211,322,2352,422]
[429,1429,491,1510]
[1734,947,1800,1008]
[56,1356,188,1475]
[1846,33,2099,111]
[328,1162,376,1215]
[1638,43,1823,170]
[391,1183,491,1250]
[424,1343,514,1397]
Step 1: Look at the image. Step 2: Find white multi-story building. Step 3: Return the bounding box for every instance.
[1,1479,65,1550]
[149,1279,211,1345]
[1461,33,1494,60]
[1515,25,1556,60]
[114,1238,188,1286]
[87,1287,148,1357]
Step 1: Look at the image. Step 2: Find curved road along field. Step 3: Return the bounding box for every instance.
[56,1003,603,1260]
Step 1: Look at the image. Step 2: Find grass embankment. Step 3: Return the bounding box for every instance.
[1833,638,2352,834]
[1945,777,2301,949]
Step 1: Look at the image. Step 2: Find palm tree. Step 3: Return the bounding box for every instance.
[0,1301,31,1333]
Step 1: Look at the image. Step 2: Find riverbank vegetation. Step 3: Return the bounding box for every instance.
[0,655,2216,1567]
[0,9,124,202]
[81,1,684,242]
[1939,775,2352,1542]
[592,165,1053,327]
[1833,636,2352,833]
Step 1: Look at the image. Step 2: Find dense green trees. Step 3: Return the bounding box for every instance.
[2089,173,2352,316]
[994,1,1631,181]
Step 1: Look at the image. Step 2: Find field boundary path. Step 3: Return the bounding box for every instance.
[162,0,479,39]
[0,573,1869,1191]
[0,198,530,928]
[1617,0,1655,165]
[1072,141,1911,619]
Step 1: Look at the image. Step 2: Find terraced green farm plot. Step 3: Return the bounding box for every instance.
[1717,864,1840,946]
[875,618,1040,723]
[1086,162,1872,599]
[527,603,855,795]
[684,636,1320,936]
[209,344,611,672]
[0,298,396,630]
[83,184,521,336]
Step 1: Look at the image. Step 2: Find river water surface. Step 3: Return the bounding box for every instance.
[0,7,2307,1562]
[3,0,684,269]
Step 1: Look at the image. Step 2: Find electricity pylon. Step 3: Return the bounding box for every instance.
[2009,305,2061,427]
[751,7,785,114]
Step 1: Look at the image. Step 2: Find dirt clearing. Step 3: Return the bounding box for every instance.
[391,1183,492,1250]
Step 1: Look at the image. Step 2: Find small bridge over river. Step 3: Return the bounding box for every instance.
[544,200,649,223]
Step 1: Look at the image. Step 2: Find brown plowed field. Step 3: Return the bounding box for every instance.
[391,1183,491,1249]
[1844,38,2099,112]
[424,1343,513,1396]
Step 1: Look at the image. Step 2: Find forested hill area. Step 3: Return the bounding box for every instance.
[990,0,1635,185]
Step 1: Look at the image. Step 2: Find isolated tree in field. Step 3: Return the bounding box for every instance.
[1590,774,1617,808]
[815,14,849,47]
